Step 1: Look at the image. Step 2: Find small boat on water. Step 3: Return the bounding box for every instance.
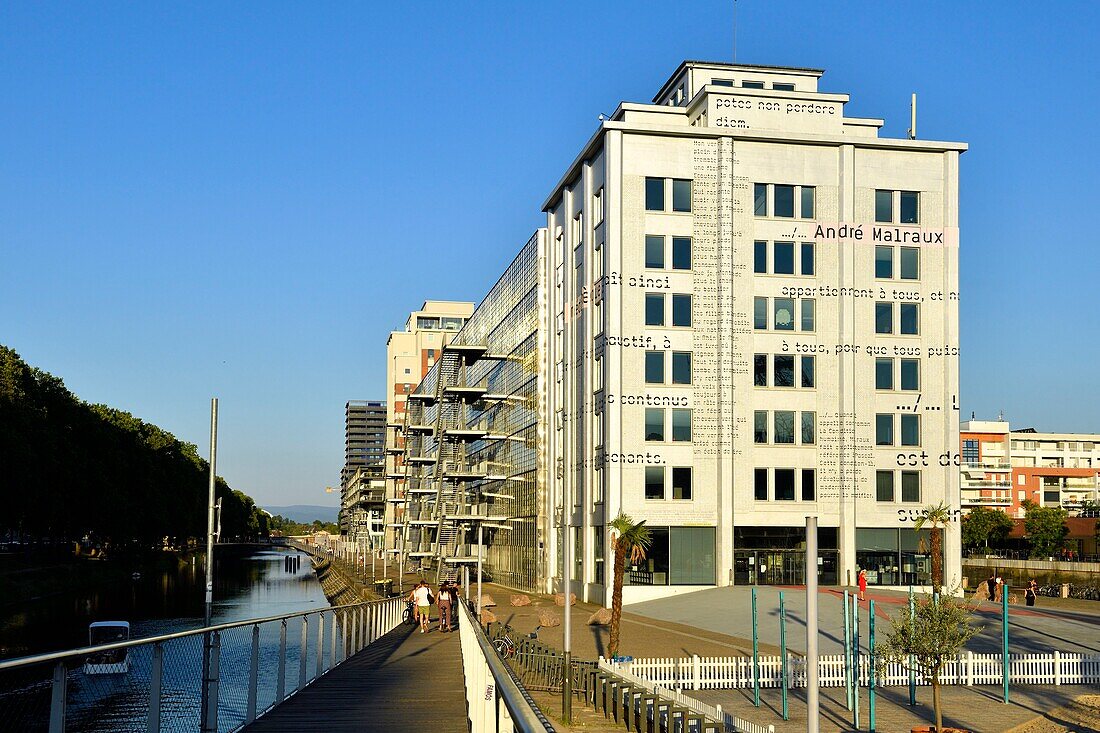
[82,621,131,675]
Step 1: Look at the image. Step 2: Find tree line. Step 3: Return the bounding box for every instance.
[266,515,338,536]
[0,345,268,549]
[962,502,1099,558]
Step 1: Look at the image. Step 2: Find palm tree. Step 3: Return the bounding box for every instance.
[915,501,952,591]
[607,513,651,658]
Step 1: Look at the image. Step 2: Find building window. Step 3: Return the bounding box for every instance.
[875,302,893,334]
[900,247,919,280]
[900,414,921,446]
[671,352,692,385]
[645,178,664,211]
[672,409,692,442]
[754,411,768,443]
[875,246,893,279]
[672,179,692,212]
[754,468,768,500]
[801,299,815,331]
[900,303,919,335]
[802,412,816,444]
[774,185,795,218]
[672,237,692,270]
[645,293,665,326]
[593,526,605,584]
[645,408,664,441]
[774,354,795,387]
[755,184,816,220]
[802,469,815,500]
[900,191,920,224]
[875,190,893,223]
[775,469,795,500]
[774,411,796,444]
[901,471,921,502]
[754,354,767,386]
[754,240,767,273]
[593,187,604,226]
[801,355,815,388]
[672,467,692,500]
[876,414,894,446]
[801,187,815,219]
[877,190,920,224]
[672,294,692,327]
[754,297,767,330]
[801,242,815,275]
[962,440,979,464]
[645,466,665,500]
[773,298,795,330]
[712,78,735,87]
[774,82,795,92]
[645,235,664,268]
[742,80,764,89]
[773,241,795,274]
[876,358,894,390]
[645,351,664,384]
[572,213,583,248]
[754,184,767,216]
[876,471,894,501]
[900,358,919,390]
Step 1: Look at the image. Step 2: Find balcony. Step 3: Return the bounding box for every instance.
[962,461,1010,472]
[960,479,1012,489]
[960,495,1011,506]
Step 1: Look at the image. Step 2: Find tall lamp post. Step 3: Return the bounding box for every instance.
[200,398,219,733]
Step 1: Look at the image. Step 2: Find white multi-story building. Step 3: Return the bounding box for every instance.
[395,60,964,603]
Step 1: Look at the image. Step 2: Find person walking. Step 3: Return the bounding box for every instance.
[857,568,868,602]
[436,582,453,632]
[986,573,997,601]
[411,580,433,633]
[1025,579,1037,607]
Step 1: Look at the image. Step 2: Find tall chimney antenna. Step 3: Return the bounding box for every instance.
[732,0,738,62]
[907,93,917,139]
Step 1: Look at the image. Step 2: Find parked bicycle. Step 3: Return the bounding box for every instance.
[492,624,540,658]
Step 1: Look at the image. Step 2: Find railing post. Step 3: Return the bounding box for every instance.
[316,612,325,679]
[49,661,67,733]
[246,624,260,722]
[207,630,221,732]
[299,616,309,691]
[277,619,287,701]
[330,609,338,668]
[1054,650,1062,686]
[147,642,163,733]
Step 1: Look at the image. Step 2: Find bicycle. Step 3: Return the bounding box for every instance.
[492,625,541,658]
[402,600,417,626]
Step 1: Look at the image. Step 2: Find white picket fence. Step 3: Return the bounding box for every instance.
[599,658,776,733]
[620,651,1100,691]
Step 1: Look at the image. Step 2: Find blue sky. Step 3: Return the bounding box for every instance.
[2,2,1097,507]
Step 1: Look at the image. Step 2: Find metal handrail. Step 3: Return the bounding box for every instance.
[0,596,389,670]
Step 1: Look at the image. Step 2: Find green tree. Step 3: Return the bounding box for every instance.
[876,591,981,733]
[1022,500,1069,558]
[607,513,651,658]
[914,501,952,590]
[960,507,1014,550]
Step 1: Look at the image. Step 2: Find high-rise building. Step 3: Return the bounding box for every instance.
[394,60,964,602]
[340,400,386,541]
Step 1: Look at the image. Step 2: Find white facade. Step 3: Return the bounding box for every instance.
[542,61,965,604]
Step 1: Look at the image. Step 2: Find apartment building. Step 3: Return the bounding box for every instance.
[340,400,386,541]
[394,60,964,602]
[961,419,1100,517]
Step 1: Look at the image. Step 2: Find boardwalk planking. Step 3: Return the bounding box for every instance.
[241,622,468,732]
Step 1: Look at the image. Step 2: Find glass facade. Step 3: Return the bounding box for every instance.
[625,526,716,586]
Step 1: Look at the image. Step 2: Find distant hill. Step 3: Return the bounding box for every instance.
[263,504,339,524]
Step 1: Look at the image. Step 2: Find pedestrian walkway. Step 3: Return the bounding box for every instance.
[240,622,467,732]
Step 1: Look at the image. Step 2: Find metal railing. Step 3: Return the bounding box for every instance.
[457,601,555,733]
[0,596,405,733]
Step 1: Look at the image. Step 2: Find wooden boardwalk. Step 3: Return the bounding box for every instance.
[241,622,468,732]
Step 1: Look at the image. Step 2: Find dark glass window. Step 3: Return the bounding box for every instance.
[645,293,664,326]
[672,179,692,212]
[962,439,979,464]
[672,467,692,500]
[801,186,815,218]
[754,354,767,386]
[773,298,795,330]
[775,469,795,500]
[901,471,921,502]
[742,80,764,89]
[774,82,795,92]
[876,357,894,390]
[876,471,894,501]
[875,302,893,334]
[672,237,692,270]
[875,246,893,278]
[645,408,664,441]
[669,527,714,584]
[645,351,664,384]
[672,294,692,327]
[671,409,691,442]
[645,177,664,211]
[754,297,768,330]
[645,466,664,499]
[774,354,794,387]
[875,189,893,223]
[754,183,768,216]
[773,241,795,274]
[900,359,919,390]
[900,191,919,224]
[754,240,767,273]
[876,414,894,446]
[801,299,815,331]
[645,235,664,268]
[774,411,795,444]
[800,242,815,275]
[901,414,920,446]
[774,185,795,218]
[900,247,919,280]
[754,468,768,500]
[712,78,735,87]
[671,352,692,384]
[754,410,768,443]
[900,303,919,335]
[802,412,816,444]
[801,355,815,388]
[802,469,815,500]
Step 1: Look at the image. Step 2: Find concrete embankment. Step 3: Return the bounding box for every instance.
[291,543,380,606]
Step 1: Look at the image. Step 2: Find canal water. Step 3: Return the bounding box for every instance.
[1,546,333,733]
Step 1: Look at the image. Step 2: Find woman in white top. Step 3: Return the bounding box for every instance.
[411,581,432,633]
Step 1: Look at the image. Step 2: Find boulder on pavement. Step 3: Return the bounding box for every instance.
[587,607,613,626]
[510,594,532,607]
[553,592,577,607]
[537,609,561,627]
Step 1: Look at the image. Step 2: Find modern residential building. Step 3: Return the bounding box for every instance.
[393,60,964,603]
[340,400,386,541]
[383,301,475,544]
[961,419,1100,517]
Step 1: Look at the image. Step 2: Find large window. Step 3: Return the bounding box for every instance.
[645,235,664,268]
[754,183,815,220]
[671,352,692,384]
[876,357,894,390]
[774,411,796,444]
[773,241,795,274]
[775,469,796,500]
[671,409,692,442]
[876,189,920,224]
[645,408,664,441]
[774,355,795,387]
[645,177,692,212]
[645,351,664,384]
[773,298,795,330]
[901,471,921,502]
[901,414,921,446]
[774,185,795,218]
[876,413,894,446]
[672,467,692,500]
[900,191,920,224]
[672,237,692,270]
[626,527,715,586]
[645,293,664,326]
[875,189,893,223]
[875,302,893,334]
[672,179,692,212]
[900,303,920,335]
[876,470,894,501]
[875,246,893,278]
[672,294,692,327]
[645,466,664,499]
[645,177,664,211]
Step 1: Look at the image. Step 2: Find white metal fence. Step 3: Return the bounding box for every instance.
[619,651,1100,691]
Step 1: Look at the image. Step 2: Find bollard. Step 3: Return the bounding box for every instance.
[779,590,789,721]
[752,587,760,707]
[869,600,876,732]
